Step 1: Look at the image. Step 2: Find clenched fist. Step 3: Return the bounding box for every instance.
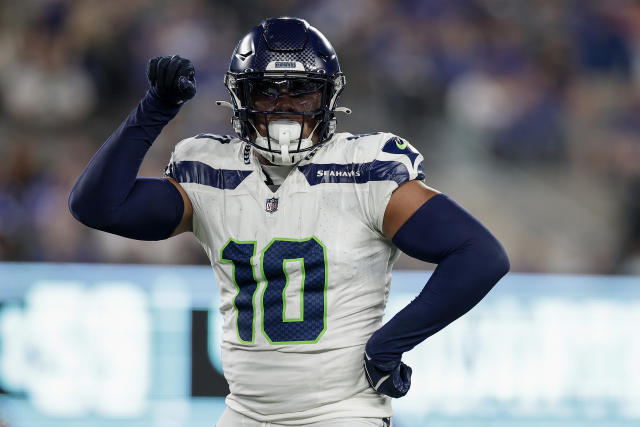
[147,55,196,105]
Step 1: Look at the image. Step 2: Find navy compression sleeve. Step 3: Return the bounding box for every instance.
[68,88,184,240]
[365,193,510,363]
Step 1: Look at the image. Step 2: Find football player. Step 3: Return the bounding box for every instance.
[69,17,509,427]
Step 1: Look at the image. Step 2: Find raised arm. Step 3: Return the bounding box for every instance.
[69,56,195,240]
[364,180,510,397]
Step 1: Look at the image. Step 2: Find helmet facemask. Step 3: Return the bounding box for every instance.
[224,72,346,165]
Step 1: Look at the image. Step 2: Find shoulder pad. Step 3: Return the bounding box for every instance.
[299,132,425,186]
[193,133,234,144]
[379,135,422,170]
[167,133,244,169]
[344,132,383,141]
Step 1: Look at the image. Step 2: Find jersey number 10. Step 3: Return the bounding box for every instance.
[221,237,327,345]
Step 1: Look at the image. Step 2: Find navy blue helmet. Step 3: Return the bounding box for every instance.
[219,17,348,165]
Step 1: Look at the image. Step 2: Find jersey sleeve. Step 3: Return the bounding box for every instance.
[164,136,205,180]
[163,137,206,237]
[365,134,425,234]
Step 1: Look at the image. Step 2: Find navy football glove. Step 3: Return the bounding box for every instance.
[364,352,412,398]
[147,55,196,105]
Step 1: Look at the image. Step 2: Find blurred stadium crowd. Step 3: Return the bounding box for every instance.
[1,0,639,274]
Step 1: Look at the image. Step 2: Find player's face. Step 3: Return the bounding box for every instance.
[249,79,323,142]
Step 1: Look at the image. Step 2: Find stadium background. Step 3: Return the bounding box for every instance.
[0,0,639,426]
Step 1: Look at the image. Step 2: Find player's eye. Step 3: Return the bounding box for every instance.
[259,86,279,98]
[251,81,282,99]
[251,80,323,99]
[288,80,323,97]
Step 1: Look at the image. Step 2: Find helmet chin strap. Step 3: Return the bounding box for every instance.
[250,119,320,164]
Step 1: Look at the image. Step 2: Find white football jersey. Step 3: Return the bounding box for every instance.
[165,131,424,424]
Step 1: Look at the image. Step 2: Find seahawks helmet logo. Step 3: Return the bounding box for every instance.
[275,61,297,68]
[266,61,305,71]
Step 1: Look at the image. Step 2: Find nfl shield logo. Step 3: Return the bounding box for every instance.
[265,197,279,213]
